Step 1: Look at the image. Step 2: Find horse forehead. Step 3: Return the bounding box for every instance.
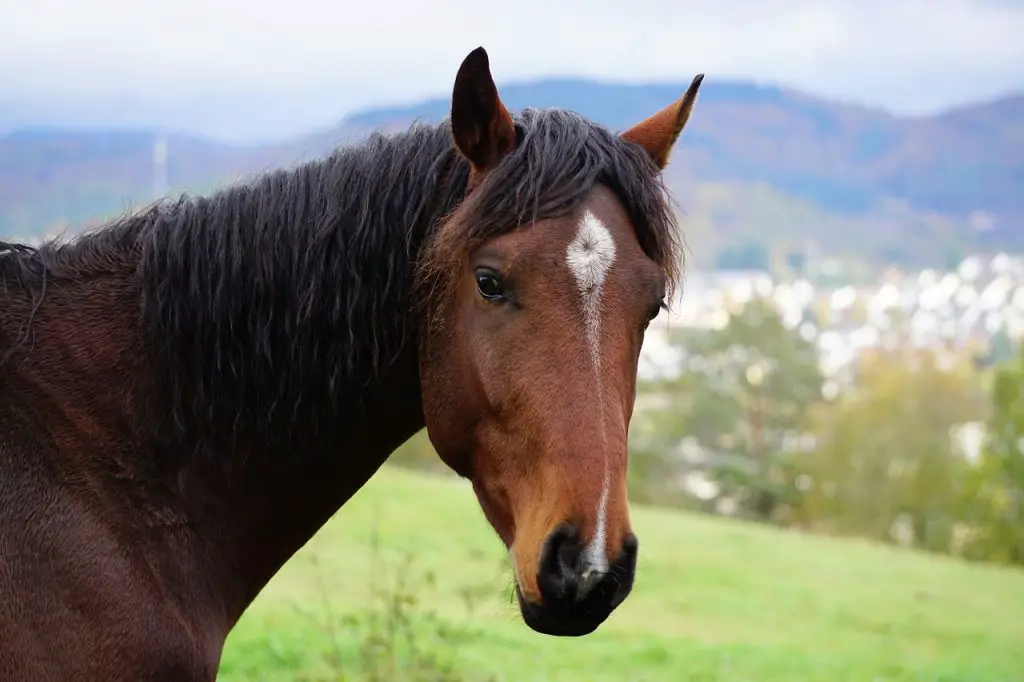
[496,191,647,290]
[559,195,644,281]
[565,211,618,291]
[568,188,648,262]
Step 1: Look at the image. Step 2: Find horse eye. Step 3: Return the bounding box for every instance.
[645,300,666,325]
[475,270,505,301]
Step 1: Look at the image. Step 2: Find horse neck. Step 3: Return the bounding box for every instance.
[182,353,428,624]
[0,266,149,447]
[1,137,457,634]
[1,267,428,633]
[154,140,473,626]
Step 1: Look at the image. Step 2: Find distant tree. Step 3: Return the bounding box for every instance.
[784,249,808,276]
[628,370,708,509]
[878,244,912,268]
[944,247,965,272]
[630,297,824,522]
[802,348,987,553]
[973,329,1018,370]
[713,241,770,271]
[958,344,1024,566]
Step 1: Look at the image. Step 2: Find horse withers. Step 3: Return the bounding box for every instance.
[0,47,701,680]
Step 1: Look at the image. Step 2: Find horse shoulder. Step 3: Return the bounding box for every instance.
[0,435,219,682]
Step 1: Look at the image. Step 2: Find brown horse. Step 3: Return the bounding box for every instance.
[0,47,702,680]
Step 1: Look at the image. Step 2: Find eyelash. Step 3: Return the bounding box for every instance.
[645,300,667,326]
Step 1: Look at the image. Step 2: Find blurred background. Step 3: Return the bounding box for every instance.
[3,1,1024,680]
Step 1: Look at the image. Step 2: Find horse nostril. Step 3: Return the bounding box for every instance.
[538,523,582,600]
[520,526,639,636]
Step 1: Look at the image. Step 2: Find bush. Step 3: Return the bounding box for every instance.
[265,523,498,682]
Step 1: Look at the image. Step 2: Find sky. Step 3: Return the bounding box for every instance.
[1,0,1022,142]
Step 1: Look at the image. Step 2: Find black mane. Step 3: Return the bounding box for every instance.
[1,109,682,453]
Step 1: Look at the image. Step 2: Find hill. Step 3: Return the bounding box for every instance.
[218,465,1024,681]
[1,79,1021,269]
[346,80,1023,219]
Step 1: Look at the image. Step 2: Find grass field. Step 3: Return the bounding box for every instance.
[219,466,1024,681]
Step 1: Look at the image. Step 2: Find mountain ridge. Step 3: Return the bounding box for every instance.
[1,77,1020,270]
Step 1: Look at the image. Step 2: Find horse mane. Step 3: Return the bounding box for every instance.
[0,108,683,455]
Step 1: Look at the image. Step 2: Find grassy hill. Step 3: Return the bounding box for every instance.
[219,465,1024,681]
[1,79,1020,269]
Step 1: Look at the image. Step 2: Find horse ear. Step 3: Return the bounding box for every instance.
[620,74,704,170]
[450,46,518,175]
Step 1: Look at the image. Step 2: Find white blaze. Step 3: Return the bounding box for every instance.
[564,210,616,586]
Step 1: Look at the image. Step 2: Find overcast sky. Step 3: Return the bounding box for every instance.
[1,0,1022,142]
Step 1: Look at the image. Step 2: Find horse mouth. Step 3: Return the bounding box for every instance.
[514,576,627,637]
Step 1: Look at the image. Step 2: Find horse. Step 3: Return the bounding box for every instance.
[0,46,702,680]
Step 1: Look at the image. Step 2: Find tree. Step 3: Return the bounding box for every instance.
[973,328,1017,370]
[630,296,824,522]
[802,347,987,553]
[958,343,1024,566]
[713,241,770,271]
[784,249,808,276]
[627,369,708,509]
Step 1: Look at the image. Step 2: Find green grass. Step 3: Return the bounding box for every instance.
[220,465,1024,681]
